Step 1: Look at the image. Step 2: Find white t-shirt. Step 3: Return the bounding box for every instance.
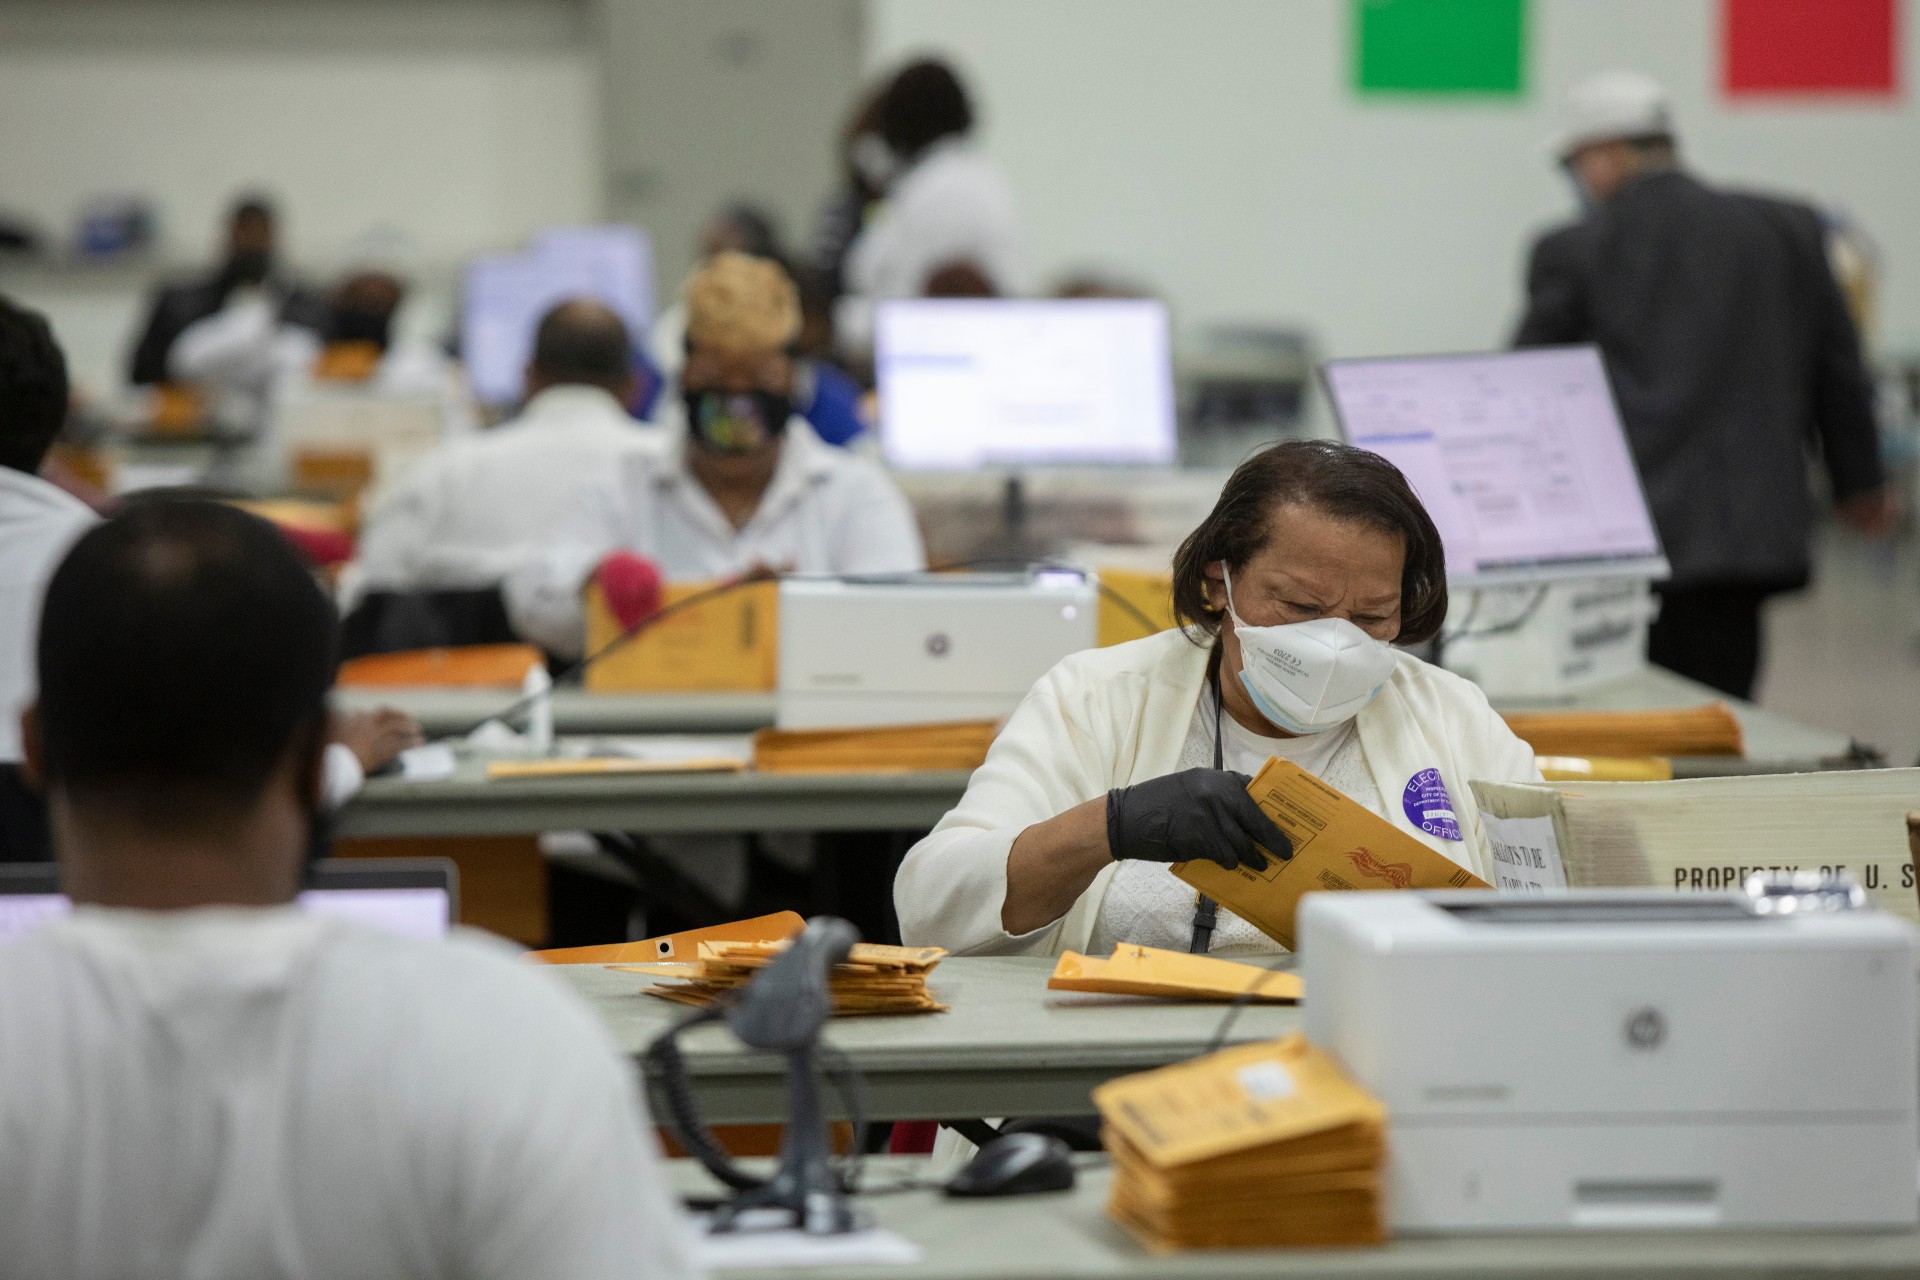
[1089,689,1378,956]
[0,906,697,1280]
[0,468,96,763]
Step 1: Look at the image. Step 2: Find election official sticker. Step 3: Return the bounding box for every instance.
[1402,768,1462,841]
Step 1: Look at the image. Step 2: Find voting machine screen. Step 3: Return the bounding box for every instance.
[1323,346,1669,586]
[461,225,654,406]
[874,298,1177,471]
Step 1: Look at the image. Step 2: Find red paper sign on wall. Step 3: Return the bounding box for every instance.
[1723,0,1901,97]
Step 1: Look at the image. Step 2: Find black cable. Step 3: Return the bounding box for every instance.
[1437,588,1484,645]
[927,555,1166,640]
[1203,958,1298,1057]
[643,1004,768,1193]
[818,1041,870,1193]
[1443,583,1552,643]
[467,572,774,734]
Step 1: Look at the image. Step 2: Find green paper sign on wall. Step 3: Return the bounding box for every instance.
[1354,0,1528,96]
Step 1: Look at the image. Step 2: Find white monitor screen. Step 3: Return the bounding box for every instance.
[461,225,654,406]
[0,887,451,942]
[1323,346,1667,584]
[875,299,1177,470]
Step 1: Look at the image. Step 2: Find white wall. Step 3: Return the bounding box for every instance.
[866,0,1920,359]
[0,48,600,272]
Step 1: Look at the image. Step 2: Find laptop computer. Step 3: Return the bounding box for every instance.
[0,858,459,942]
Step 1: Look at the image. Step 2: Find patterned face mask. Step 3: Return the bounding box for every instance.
[684,389,790,456]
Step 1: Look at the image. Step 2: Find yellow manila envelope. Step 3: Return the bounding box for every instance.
[1096,568,1177,647]
[527,911,806,965]
[1095,1033,1385,1170]
[583,578,778,693]
[1175,757,1489,950]
[1049,944,1302,1002]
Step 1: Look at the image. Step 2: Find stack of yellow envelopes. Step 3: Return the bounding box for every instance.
[620,940,949,1015]
[750,721,1000,773]
[1096,1034,1387,1251]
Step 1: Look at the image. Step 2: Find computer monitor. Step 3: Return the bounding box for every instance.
[461,224,654,406]
[874,298,1177,470]
[1322,346,1669,586]
[0,859,458,942]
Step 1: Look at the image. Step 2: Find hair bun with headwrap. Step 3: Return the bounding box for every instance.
[683,250,800,355]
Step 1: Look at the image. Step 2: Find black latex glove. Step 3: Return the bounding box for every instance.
[1105,768,1294,872]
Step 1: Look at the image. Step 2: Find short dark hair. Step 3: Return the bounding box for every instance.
[0,295,69,474]
[37,501,337,824]
[880,59,973,158]
[1170,440,1448,646]
[229,194,276,225]
[530,298,633,392]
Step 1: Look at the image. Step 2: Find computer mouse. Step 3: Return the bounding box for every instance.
[944,1132,1077,1198]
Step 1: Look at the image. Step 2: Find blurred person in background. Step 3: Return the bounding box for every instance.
[652,207,870,448]
[1513,71,1886,700]
[127,194,326,388]
[807,76,892,307]
[0,297,93,860]
[648,202,785,382]
[342,298,654,653]
[1,296,421,857]
[836,58,1022,351]
[0,501,692,1279]
[508,251,921,661]
[168,228,473,485]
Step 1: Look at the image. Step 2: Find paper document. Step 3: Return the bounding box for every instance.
[1174,758,1488,949]
[1472,770,1920,923]
[1049,945,1301,1002]
[1482,814,1567,893]
[694,1215,922,1270]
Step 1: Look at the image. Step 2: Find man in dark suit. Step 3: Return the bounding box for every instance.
[126,195,327,387]
[1514,72,1886,700]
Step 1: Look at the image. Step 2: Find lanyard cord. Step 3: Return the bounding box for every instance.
[1189,645,1225,955]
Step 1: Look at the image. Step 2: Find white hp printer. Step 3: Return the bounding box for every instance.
[1300,889,1919,1232]
[776,570,1097,729]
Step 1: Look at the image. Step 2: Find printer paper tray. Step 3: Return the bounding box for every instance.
[1387,1116,1919,1232]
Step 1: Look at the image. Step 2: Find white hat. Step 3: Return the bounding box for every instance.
[1551,71,1674,161]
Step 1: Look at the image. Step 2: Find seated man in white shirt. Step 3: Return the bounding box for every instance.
[343,299,653,637]
[509,251,924,659]
[0,499,695,1280]
[0,297,96,860]
[0,298,417,859]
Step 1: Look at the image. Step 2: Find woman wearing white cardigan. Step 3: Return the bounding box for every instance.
[895,441,1542,958]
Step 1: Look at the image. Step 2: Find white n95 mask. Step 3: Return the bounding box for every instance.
[1222,565,1398,735]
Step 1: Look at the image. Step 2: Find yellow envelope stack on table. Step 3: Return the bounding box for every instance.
[1501,702,1744,758]
[618,939,950,1015]
[750,720,1000,773]
[1096,1033,1387,1251]
[1175,758,1488,950]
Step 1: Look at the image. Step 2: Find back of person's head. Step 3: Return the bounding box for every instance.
[880,58,973,159]
[1171,439,1448,645]
[683,251,800,356]
[227,195,276,235]
[702,203,783,264]
[528,299,633,394]
[36,500,337,828]
[0,295,69,475]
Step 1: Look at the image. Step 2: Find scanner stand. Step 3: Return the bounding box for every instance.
[707,1040,857,1235]
[649,916,863,1237]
